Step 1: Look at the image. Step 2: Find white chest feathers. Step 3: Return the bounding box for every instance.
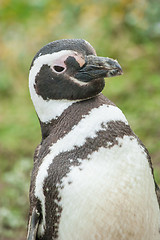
[58,136,160,240]
[35,104,160,240]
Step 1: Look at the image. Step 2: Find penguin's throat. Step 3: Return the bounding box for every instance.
[35,99,77,139]
[33,97,77,123]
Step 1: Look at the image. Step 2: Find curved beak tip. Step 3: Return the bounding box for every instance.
[105,59,123,78]
[117,67,123,75]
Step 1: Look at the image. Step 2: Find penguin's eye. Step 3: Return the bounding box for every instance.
[53,65,65,73]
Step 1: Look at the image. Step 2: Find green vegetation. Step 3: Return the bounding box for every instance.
[0,0,160,239]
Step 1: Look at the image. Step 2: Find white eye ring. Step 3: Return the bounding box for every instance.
[52,65,66,74]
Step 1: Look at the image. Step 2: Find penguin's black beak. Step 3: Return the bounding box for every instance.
[75,55,123,82]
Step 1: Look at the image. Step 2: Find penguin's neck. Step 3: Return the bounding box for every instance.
[38,99,78,140]
[38,94,114,141]
[39,117,59,140]
[32,96,77,124]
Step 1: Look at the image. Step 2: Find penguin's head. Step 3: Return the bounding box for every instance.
[29,39,122,122]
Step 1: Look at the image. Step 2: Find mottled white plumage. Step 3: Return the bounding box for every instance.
[58,136,160,240]
[35,104,128,234]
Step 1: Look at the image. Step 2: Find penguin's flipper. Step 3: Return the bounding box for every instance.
[27,207,40,240]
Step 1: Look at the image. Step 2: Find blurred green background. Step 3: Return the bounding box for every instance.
[0,0,160,239]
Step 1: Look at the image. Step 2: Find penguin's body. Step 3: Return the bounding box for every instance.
[27,39,160,240]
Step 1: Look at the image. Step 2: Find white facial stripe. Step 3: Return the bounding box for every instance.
[35,104,128,233]
[31,50,79,75]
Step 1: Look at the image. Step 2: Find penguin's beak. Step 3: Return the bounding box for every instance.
[75,55,123,82]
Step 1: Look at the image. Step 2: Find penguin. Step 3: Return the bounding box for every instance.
[27,39,160,240]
